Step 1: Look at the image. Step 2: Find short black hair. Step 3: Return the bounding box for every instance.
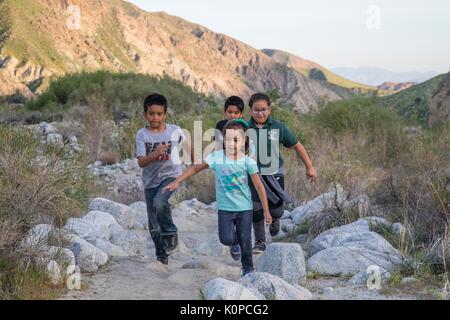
[224,96,245,113]
[249,93,271,108]
[143,93,168,113]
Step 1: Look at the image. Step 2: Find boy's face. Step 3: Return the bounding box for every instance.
[225,105,243,121]
[251,100,271,125]
[143,104,167,129]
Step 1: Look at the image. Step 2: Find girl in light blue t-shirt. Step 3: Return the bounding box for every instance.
[163,119,270,277]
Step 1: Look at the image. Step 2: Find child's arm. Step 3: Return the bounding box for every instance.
[163,163,209,192]
[137,144,168,168]
[292,142,317,182]
[250,174,272,225]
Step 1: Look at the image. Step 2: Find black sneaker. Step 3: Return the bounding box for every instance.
[252,241,266,254]
[240,269,254,278]
[157,256,169,265]
[269,219,280,237]
[165,234,179,256]
[229,244,241,261]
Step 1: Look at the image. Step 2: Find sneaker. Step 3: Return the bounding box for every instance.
[157,256,169,265]
[230,244,241,261]
[252,241,266,254]
[269,219,280,237]
[241,269,254,278]
[165,234,179,256]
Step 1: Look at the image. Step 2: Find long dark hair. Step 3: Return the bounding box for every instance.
[222,119,250,155]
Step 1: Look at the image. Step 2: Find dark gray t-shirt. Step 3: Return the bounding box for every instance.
[135,124,185,189]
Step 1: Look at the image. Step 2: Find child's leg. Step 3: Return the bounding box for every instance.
[236,210,254,272]
[218,210,238,246]
[252,212,266,243]
[153,177,178,237]
[145,188,167,260]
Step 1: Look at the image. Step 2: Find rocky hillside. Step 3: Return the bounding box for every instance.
[0,0,357,112]
[377,82,416,93]
[379,73,448,126]
[263,49,376,92]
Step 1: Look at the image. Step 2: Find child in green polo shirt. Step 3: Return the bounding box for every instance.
[247,93,317,253]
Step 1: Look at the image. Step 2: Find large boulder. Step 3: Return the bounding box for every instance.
[64,218,110,242]
[240,272,312,300]
[89,198,135,229]
[110,229,148,256]
[82,211,118,228]
[89,238,129,257]
[204,278,258,300]
[292,184,347,226]
[128,201,149,230]
[66,235,108,273]
[255,243,307,285]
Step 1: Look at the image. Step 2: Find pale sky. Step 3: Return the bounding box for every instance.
[127,0,450,73]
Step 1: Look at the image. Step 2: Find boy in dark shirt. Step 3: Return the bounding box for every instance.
[215,96,245,150]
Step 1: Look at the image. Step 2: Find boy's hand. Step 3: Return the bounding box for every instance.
[306,166,317,183]
[153,144,168,157]
[264,211,272,225]
[162,182,179,193]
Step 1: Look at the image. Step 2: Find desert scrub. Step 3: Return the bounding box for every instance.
[0,125,97,299]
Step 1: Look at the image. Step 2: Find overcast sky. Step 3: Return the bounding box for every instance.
[127,0,450,73]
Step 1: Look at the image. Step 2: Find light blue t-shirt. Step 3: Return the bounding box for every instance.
[205,150,259,212]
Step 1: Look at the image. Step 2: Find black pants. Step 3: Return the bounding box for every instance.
[218,210,253,272]
[250,175,285,243]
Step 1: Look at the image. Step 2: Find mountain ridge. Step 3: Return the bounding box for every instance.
[0,0,355,112]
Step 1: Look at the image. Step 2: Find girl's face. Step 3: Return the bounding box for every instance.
[225,105,243,121]
[251,100,271,125]
[224,128,246,156]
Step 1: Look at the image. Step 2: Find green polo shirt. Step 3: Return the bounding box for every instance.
[248,116,299,175]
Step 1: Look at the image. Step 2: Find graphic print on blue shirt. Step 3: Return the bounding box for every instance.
[219,167,248,193]
[145,141,173,161]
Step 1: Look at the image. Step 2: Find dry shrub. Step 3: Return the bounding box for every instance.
[0,125,95,298]
[98,151,119,166]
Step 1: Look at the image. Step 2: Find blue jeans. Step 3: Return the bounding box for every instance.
[145,177,178,259]
[218,210,253,272]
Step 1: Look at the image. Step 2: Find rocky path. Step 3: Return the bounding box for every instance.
[60,198,427,300]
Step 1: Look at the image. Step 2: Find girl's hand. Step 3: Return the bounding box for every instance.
[264,211,272,225]
[162,182,179,193]
[306,166,317,183]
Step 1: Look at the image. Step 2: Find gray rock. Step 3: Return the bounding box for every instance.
[292,183,347,226]
[307,219,397,257]
[323,287,334,294]
[256,243,307,285]
[281,219,295,233]
[240,272,312,300]
[204,278,258,300]
[82,210,118,227]
[66,235,108,272]
[45,246,76,268]
[89,238,129,257]
[64,218,110,242]
[46,133,64,147]
[296,234,309,246]
[89,198,135,229]
[110,229,147,256]
[46,260,62,285]
[39,122,57,135]
[392,223,407,236]
[307,246,401,276]
[347,267,391,286]
[281,210,292,220]
[128,201,148,230]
